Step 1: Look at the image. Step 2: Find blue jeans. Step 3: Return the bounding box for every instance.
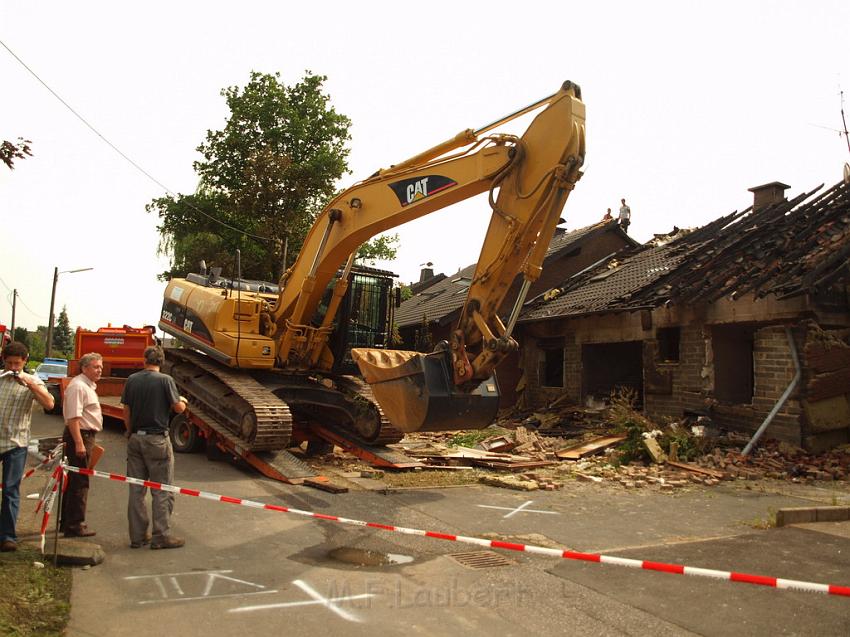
[1,446,28,543]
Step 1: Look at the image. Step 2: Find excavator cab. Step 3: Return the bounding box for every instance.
[323,266,396,375]
[352,347,500,433]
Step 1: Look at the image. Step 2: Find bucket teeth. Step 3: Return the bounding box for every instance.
[351,348,420,384]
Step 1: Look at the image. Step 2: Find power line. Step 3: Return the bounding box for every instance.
[0,38,273,243]
[13,294,47,321]
[0,278,47,321]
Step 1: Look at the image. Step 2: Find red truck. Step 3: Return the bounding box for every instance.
[0,324,10,348]
[57,325,157,418]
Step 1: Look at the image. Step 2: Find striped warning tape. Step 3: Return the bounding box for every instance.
[38,464,64,552]
[62,464,850,598]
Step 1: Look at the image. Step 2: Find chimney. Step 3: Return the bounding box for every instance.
[748,181,790,212]
[419,262,434,283]
[553,217,567,235]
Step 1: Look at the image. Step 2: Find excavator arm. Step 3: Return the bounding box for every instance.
[270,80,586,432]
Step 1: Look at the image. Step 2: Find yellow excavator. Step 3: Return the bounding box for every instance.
[158,81,586,453]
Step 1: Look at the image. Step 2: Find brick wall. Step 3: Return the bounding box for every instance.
[707,325,803,445]
[522,318,806,445]
[521,331,579,407]
[644,324,708,421]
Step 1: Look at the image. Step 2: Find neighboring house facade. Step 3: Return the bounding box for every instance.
[395,221,636,405]
[517,180,850,452]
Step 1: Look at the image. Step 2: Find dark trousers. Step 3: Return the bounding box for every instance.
[0,446,28,543]
[61,428,95,532]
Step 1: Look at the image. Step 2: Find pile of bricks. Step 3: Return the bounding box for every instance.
[570,458,722,490]
[699,441,850,482]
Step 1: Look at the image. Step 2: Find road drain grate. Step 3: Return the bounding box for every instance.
[448,550,514,569]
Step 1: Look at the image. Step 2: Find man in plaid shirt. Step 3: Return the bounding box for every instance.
[0,342,55,551]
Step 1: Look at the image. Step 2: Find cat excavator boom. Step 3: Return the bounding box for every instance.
[160,81,585,451]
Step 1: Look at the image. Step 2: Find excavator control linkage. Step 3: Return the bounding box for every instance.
[350,82,586,432]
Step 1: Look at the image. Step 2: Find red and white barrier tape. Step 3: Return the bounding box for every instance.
[38,464,64,553]
[63,464,850,598]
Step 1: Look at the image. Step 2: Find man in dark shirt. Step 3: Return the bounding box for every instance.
[121,346,187,549]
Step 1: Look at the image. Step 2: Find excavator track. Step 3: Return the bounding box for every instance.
[337,375,405,446]
[248,370,404,447]
[165,350,292,451]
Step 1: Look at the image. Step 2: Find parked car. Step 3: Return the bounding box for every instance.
[34,357,68,382]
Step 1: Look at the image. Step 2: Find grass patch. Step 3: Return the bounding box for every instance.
[447,428,509,448]
[382,468,485,488]
[739,507,777,530]
[0,545,72,636]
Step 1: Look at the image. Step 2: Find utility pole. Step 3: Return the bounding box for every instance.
[10,289,16,337]
[45,267,58,358]
[46,266,93,358]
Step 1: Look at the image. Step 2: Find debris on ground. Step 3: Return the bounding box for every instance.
[294,388,849,493]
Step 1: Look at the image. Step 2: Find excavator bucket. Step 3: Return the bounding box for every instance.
[352,348,500,433]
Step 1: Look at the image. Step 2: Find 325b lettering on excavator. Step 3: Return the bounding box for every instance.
[388,175,458,206]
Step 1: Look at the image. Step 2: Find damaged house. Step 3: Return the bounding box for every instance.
[517,179,850,452]
[395,220,636,404]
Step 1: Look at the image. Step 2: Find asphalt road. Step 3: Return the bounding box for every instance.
[21,409,850,636]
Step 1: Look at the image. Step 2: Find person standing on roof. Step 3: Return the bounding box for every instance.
[121,346,187,550]
[602,207,613,221]
[0,342,54,552]
[60,352,103,538]
[618,198,632,233]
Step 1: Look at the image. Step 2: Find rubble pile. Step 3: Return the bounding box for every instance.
[393,401,850,492]
[699,440,850,482]
[572,457,722,490]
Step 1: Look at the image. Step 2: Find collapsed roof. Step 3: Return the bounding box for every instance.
[521,178,850,322]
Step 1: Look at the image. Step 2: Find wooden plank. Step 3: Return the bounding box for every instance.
[419,465,475,471]
[304,478,349,494]
[556,435,626,460]
[665,460,726,479]
[471,459,556,471]
[448,448,529,460]
[807,368,850,402]
[805,343,850,373]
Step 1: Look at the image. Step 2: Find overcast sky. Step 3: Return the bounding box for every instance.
[2,1,849,335]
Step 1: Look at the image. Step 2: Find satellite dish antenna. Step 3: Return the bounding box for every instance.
[844,162,850,184]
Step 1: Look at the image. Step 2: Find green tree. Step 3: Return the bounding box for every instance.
[1,137,32,170]
[27,327,47,362]
[398,284,413,302]
[150,70,397,283]
[54,306,73,357]
[12,327,29,347]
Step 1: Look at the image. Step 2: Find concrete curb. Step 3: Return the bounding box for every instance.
[775,506,850,527]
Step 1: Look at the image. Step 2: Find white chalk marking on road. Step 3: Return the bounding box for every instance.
[125,569,276,605]
[230,579,375,622]
[477,500,560,519]
[169,577,184,596]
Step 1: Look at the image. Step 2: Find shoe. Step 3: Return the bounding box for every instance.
[0,540,17,552]
[150,536,185,550]
[130,534,152,549]
[63,526,96,538]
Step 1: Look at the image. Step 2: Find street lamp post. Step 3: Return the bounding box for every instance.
[45,266,93,358]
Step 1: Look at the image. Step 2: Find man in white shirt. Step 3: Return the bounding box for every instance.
[60,352,103,538]
[618,198,632,234]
